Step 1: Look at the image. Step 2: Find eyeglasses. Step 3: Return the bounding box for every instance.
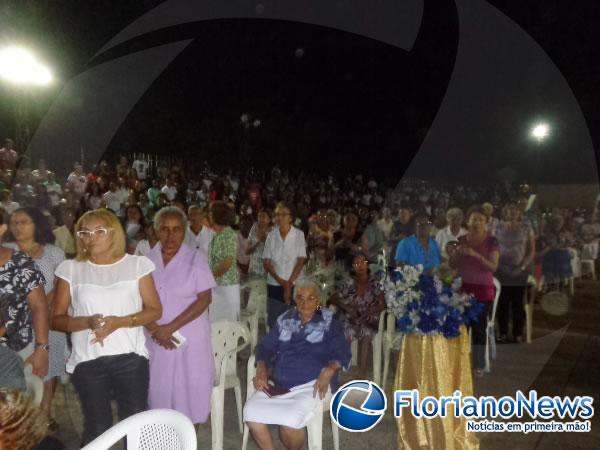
[76,228,112,239]
[353,260,368,267]
[296,295,318,303]
[10,220,33,227]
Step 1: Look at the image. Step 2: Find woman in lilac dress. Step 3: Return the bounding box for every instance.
[145,207,217,424]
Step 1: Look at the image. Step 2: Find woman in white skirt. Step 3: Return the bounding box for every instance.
[244,278,351,450]
[208,201,240,321]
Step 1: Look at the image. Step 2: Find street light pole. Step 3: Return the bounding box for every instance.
[530,122,550,188]
[0,46,53,154]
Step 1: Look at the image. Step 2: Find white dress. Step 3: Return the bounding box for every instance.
[54,254,155,373]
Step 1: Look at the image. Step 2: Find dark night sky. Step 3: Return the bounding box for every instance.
[0,0,599,183]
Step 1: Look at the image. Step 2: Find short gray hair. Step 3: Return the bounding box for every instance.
[294,277,322,301]
[154,206,188,231]
[446,207,464,220]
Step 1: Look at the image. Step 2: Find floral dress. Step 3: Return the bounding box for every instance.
[335,276,383,340]
[0,251,45,351]
[208,226,239,286]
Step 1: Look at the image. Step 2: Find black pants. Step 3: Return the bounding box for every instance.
[497,285,526,338]
[267,284,294,329]
[71,353,149,446]
[471,302,491,371]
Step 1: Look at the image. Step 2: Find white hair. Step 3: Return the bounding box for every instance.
[446,207,464,220]
[154,206,188,231]
[294,277,322,301]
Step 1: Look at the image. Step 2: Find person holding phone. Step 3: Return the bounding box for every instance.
[452,205,499,377]
[145,206,216,425]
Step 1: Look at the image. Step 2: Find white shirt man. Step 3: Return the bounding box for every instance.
[262,226,307,286]
[435,207,468,261]
[103,190,123,214]
[161,183,178,202]
[185,226,215,256]
[132,159,149,180]
[67,171,87,196]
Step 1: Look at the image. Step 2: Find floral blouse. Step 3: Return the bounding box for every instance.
[335,276,384,336]
[0,251,45,351]
[208,226,239,286]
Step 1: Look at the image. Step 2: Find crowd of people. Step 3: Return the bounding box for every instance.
[1,139,600,449]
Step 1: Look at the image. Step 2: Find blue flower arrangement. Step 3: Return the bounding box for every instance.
[379,265,484,338]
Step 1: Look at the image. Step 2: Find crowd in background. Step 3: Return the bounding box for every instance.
[2,136,600,448]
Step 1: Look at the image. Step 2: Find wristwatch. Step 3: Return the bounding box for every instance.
[35,342,50,352]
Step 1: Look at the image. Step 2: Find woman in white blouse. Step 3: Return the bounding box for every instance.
[52,208,162,446]
[263,202,307,328]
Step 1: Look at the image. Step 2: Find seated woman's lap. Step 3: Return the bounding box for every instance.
[243,380,329,429]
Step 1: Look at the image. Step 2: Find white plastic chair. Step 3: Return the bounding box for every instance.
[484,278,501,373]
[81,409,196,450]
[241,355,339,450]
[211,321,251,450]
[350,309,385,386]
[24,364,43,406]
[581,259,597,280]
[313,265,336,307]
[240,278,268,351]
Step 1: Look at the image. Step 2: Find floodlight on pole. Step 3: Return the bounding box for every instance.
[0,46,52,86]
[531,123,550,142]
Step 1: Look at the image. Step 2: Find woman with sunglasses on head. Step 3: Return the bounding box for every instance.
[51,208,162,446]
[4,207,65,425]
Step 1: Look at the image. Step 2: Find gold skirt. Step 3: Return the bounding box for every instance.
[393,326,479,450]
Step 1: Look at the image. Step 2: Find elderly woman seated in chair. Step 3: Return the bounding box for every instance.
[243,278,351,450]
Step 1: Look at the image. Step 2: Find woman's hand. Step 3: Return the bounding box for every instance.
[91,316,123,346]
[313,367,335,399]
[88,314,105,331]
[151,324,179,350]
[25,348,49,378]
[254,365,269,392]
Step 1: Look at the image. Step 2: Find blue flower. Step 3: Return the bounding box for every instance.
[417,312,439,333]
[421,292,440,310]
[441,315,460,338]
[397,316,413,332]
[391,270,403,283]
[406,300,419,312]
[430,303,449,320]
[463,300,485,325]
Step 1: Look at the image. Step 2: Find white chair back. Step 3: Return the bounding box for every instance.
[211,321,250,383]
[244,278,267,316]
[82,409,196,450]
[490,277,501,323]
[484,278,502,372]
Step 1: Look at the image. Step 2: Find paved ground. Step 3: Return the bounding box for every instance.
[52,278,600,449]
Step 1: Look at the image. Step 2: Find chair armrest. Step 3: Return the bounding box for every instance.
[246,355,256,400]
